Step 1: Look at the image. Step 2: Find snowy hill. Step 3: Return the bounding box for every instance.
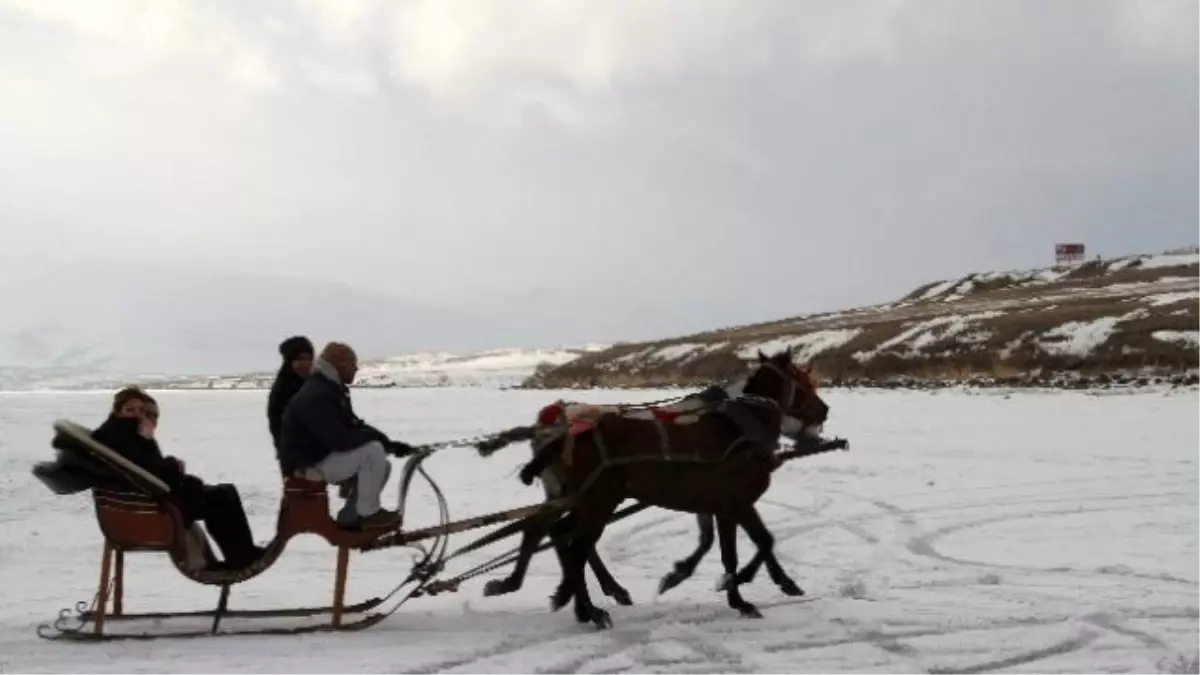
[115,345,608,391]
[351,346,609,389]
[527,248,1200,390]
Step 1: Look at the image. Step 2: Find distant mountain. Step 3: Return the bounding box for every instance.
[0,261,522,380]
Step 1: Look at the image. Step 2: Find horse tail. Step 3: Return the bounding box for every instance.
[475,425,539,457]
[519,435,564,486]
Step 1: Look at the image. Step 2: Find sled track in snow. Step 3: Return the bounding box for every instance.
[408,462,1197,674]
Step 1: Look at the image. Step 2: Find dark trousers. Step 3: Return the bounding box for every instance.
[172,479,258,568]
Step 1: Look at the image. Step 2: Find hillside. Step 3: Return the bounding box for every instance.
[523,249,1200,390]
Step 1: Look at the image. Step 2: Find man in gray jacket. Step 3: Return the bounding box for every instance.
[278,342,415,530]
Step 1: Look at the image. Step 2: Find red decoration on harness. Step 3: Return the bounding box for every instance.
[537,402,565,426]
[569,419,596,436]
[650,407,682,425]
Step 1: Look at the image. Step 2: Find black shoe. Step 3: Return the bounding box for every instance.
[358,509,402,530]
[224,545,267,570]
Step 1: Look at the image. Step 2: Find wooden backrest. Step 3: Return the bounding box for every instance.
[52,419,183,552]
[93,489,178,551]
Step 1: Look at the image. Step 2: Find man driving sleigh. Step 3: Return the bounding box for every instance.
[278,341,417,530]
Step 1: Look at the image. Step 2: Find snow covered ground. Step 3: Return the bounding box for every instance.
[1,387,1196,673]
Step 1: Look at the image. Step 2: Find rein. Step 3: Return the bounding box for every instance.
[404,393,695,455]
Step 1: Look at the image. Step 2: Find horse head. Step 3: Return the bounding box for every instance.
[743,346,829,439]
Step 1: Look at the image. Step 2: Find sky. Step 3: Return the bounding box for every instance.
[0,0,1196,373]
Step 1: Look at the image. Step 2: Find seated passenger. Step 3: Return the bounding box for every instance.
[93,388,264,570]
[267,335,314,470]
[278,342,415,530]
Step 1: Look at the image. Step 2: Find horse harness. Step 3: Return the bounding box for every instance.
[540,360,804,475]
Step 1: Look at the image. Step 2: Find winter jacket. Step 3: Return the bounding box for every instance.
[267,365,305,446]
[277,359,389,474]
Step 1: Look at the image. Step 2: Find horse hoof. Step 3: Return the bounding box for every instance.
[483,579,515,597]
[608,589,633,606]
[658,572,685,596]
[777,579,805,597]
[590,608,613,630]
[550,588,572,612]
[715,573,735,592]
[737,604,763,619]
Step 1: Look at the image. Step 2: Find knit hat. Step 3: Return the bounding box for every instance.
[279,335,314,362]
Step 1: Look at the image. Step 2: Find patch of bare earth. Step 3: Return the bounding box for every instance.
[525,250,1199,391]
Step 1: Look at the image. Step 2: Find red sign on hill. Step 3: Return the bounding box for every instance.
[1055,243,1085,265]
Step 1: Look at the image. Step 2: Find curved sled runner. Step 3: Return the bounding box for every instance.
[34,419,403,641]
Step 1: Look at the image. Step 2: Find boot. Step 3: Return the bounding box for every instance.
[357,508,402,530]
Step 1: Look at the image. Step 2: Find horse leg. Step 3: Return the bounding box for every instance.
[587,548,633,606]
[484,468,564,593]
[548,511,581,611]
[565,499,621,629]
[732,548,767,587]
[737,506,805,597]
[658,513,716,595]
[716,514,761,618]
[483,516,547,597]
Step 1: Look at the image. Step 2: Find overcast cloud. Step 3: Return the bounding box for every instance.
[0,0,1195,373]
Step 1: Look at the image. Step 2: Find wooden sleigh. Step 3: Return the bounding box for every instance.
[34,419,575,642]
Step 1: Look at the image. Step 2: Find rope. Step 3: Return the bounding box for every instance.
[405,392,695,455]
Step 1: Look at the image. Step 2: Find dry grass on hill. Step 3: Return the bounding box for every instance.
[524,249,1200,390]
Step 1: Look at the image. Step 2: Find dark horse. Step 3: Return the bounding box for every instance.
[477,368,812,605]
[487,347,831,628]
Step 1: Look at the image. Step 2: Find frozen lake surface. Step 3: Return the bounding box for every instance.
[1,387,1196,673]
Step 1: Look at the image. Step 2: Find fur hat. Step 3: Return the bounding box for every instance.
[279,335,314,362]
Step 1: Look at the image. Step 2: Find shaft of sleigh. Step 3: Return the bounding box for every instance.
[363,498,573,550]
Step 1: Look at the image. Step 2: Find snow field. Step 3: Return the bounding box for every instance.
[0,387,1196,673]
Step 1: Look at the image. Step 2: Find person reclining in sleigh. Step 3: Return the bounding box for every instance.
[278,341,416,530]
[92,388,266,571]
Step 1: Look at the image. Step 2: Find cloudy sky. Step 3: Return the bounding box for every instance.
[0,0,1196,372]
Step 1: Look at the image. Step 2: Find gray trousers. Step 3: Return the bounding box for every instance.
[315,441,391,520]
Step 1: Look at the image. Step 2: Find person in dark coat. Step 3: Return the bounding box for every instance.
[93,388,264,570]
[267,336,314,469]
[279,342,415,530]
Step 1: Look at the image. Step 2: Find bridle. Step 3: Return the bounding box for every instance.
[728,357,822,440]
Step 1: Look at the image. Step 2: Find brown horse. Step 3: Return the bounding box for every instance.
[478,375,809,606]
[516,347,830,628]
